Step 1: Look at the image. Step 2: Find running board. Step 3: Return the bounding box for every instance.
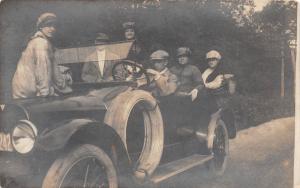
[150,154,213,184]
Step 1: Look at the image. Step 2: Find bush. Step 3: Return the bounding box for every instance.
[233,93,294,128]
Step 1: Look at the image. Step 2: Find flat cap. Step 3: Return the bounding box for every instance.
[150,50,169,60]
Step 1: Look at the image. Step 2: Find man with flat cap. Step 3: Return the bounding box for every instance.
[12,12,72,99]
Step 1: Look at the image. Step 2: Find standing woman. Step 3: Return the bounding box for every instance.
[122,21,145,64]
[12,13,72,99]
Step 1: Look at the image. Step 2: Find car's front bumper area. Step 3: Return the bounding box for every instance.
[0,152,33,178]
[0,132,34,178]
[0,132,13,152]
[0,146,59,187]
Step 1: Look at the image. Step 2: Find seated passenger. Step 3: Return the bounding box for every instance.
[202,50,225,90]
[202,50,235,108]
[81,33,117,82]
[170,47,205,101]
[146,50,177,97]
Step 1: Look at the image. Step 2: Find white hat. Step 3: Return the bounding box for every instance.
[206,50,221,60]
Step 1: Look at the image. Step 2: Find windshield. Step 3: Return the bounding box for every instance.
[55,41,134,83]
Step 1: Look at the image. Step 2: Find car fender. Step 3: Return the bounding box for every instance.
[221,108,237,139]
[207,109,223,150]
[37,119,123,153]
[0,104,29,131]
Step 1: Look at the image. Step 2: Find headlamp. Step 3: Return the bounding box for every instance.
[11,120,38,154]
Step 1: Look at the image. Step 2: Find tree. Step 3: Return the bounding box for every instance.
[252,0,297,96]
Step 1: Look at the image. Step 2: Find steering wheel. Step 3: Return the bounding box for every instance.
[112,60,151,87]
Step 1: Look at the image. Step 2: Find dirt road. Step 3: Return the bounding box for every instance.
[159,117,295,188]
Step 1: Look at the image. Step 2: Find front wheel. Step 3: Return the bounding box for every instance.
[208,120,229,177]
[42,144,118,188]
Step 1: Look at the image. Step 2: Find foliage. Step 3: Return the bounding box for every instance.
[234,93,294,128]
[0,0,296,104]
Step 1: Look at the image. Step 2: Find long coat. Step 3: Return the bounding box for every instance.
[12,31,70,99]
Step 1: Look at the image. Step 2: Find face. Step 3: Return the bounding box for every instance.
[152,59,168,72]
[125,28,135,40]
[208,58,220,68]
[178,56,189,65]
[40,23,56,38]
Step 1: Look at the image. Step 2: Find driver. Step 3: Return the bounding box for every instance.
[146,50,177,97]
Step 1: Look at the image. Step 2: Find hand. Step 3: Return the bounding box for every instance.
[125,75,134,81]
[146,69,159,75]
[223,74,234,79]
[216,75,225,86]
[65,73,73,85]
[146,69,161,80]
[136,76,147,87]
[189,89,198,101]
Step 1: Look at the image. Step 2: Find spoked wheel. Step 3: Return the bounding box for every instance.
[42,144,118,188]
[208,120,229,177]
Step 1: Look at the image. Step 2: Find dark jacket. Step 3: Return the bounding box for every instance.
[81,60,118,82]
[170,64,205,93]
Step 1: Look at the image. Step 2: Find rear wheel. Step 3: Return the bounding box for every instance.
[208,120,229,177]
[42,144,118,188]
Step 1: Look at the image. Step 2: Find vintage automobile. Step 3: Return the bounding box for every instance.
[0,41,237,188]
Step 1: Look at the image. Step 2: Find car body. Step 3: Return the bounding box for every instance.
[0,41,237,188]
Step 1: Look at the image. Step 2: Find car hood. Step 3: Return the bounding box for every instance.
[6,85,132,116]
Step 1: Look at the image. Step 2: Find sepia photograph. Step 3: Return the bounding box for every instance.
[0,0,297,188]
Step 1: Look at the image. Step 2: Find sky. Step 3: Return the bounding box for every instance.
[254,0,299,11]
[254,0,272,11]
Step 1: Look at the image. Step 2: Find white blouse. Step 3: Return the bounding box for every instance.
[202,68,224,89]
